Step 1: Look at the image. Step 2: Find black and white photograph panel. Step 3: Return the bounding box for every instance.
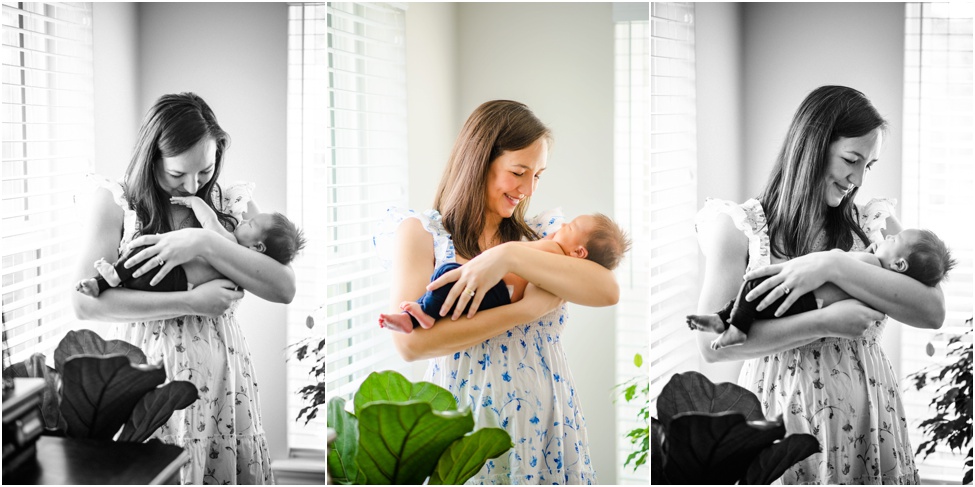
[321,2,648,485]
[650,2,973,485]
[2,3,326,484]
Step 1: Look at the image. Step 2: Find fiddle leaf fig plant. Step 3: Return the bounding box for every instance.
[651,371,820,484]
[1,329,197,442]
[327,370,512,485]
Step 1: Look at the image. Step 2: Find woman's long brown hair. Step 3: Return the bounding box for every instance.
[760,86,886,258]
[433,100,552,260]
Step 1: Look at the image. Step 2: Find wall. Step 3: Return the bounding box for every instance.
[92,3,140,179]
[455,3,618,482]
[137,2,290,461]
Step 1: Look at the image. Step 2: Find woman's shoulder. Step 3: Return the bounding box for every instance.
[373,206,449,269]
[86,173,128,209]
[216,181,256,217]
[856,197,898,243]
[526,207,564,238]
[695,197,767,237]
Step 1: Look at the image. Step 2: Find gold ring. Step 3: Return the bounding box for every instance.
[465,288,476,297]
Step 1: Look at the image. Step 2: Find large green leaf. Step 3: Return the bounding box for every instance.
[357,401,474,485]
[55,329,148,371]
[59,355,166,440]
[656,371,764,427]
[664,412,787,484]
[327,397,363,484]
[428,428,512,484]
[117,380,198,443]
[743,431,820,484]
[353,370,456,416]
[2,352,65,433]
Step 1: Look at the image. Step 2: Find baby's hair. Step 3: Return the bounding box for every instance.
[904,229,955,287]
[262,212,306,265]
[584,213,632,270]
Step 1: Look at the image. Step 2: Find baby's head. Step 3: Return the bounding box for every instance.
[874,228,954,287]
[553,213,632,270]
[234,212,307,265]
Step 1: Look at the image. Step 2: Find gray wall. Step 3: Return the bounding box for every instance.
[694,2,907,381]
[405,3,619,483]
[91,2,291,462]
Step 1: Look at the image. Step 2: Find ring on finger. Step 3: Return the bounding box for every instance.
[465,288,476,298]
[156,256,165,267]
[782,285,790,295]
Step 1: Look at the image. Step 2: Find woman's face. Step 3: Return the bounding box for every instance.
[823,127,883,207]
[154,137,217,197]
[484,137,548,220]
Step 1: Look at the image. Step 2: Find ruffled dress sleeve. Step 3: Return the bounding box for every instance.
[857,198,897,245]
[525,207,565,238]
[86,173,138,252]
[695,198,771,271]
[217,181,256,221]
[373,206,455,270]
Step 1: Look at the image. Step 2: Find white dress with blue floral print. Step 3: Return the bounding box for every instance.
[375,207,597,485]
[696,197,919,485]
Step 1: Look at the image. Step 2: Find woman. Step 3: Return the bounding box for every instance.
[695,86,945,484]
[72,93,295,484]
[375,100,618,484]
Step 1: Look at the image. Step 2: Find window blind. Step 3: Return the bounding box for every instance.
[900,2,973,483]
[613,3,649,484]
[2,2,93,369]
[322,2,410,404]
[649,2,698,410]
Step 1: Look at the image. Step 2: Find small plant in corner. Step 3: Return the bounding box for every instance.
[2,329,197,442]
[651,371,820,484]
[617,352,648,472]
[327,370,512,485]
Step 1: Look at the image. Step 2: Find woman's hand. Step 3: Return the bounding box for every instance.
[742,250,840,316]
[123,228,213,285]
[428,244,513,320]
[819,299,884,339]
[188,279,244,317]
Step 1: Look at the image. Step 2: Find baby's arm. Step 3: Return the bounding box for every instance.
[504,240,566,302]
[813,250,882,307]
[170,196,236,242]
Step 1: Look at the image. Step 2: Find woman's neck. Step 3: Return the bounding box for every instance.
[479,214,503,250]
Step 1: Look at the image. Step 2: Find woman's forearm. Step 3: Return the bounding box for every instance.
[391,301,539,361]
[73,287,194,322]
[504,243,619,306]
[199,232,296,303]
[698,311,826,363]
[831,254,945,329]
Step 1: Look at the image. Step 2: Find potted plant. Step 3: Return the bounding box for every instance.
[2,329,197,442]
[618,352,649,472]
[327,370,512,485]
[651,371,820,484]
[908,317,973,485]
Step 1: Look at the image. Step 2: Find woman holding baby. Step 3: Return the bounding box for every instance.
[72,93,291,484]
[375,100,621,484]
[694,86,946,484]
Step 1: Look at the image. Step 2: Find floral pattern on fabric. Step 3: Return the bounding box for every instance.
[96,177,274,485]
[696,198,918,485]
[374,207,595,485]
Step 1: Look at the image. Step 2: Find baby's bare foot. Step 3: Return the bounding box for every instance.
[379,313,414,334]
[94,258,121,286]
[686,313,726,333]
[711,326,747,350]
[76,278,101,297]
[401,302,436,329]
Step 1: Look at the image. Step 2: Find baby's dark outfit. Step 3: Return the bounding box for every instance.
[719,275,819,334]
[91,245,188,294]
[405,262,512,328]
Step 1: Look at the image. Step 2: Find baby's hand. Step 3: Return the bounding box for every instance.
[170,196,201,208]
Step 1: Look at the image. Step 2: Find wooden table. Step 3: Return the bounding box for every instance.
[4,436,188,485]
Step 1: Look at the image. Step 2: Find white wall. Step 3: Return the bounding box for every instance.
[93,3,140,179]
[136,2,291,461]
[692,3,906,380]
[405,3,619,482]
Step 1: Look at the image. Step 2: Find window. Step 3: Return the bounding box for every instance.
[613,3,649,484]
[648,2,698,408]
[2,2,94,369]
[321,1,410,400]
[900,2,973,483]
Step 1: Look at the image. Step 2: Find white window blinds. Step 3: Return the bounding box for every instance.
[613,3,649,484]
[649,2,698,409]
[1,2,93,369]
[900,2,973,483]
[323,2,410,402]
[285,2,329,452]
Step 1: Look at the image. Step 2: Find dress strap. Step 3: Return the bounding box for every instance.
[696,198,771,272]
